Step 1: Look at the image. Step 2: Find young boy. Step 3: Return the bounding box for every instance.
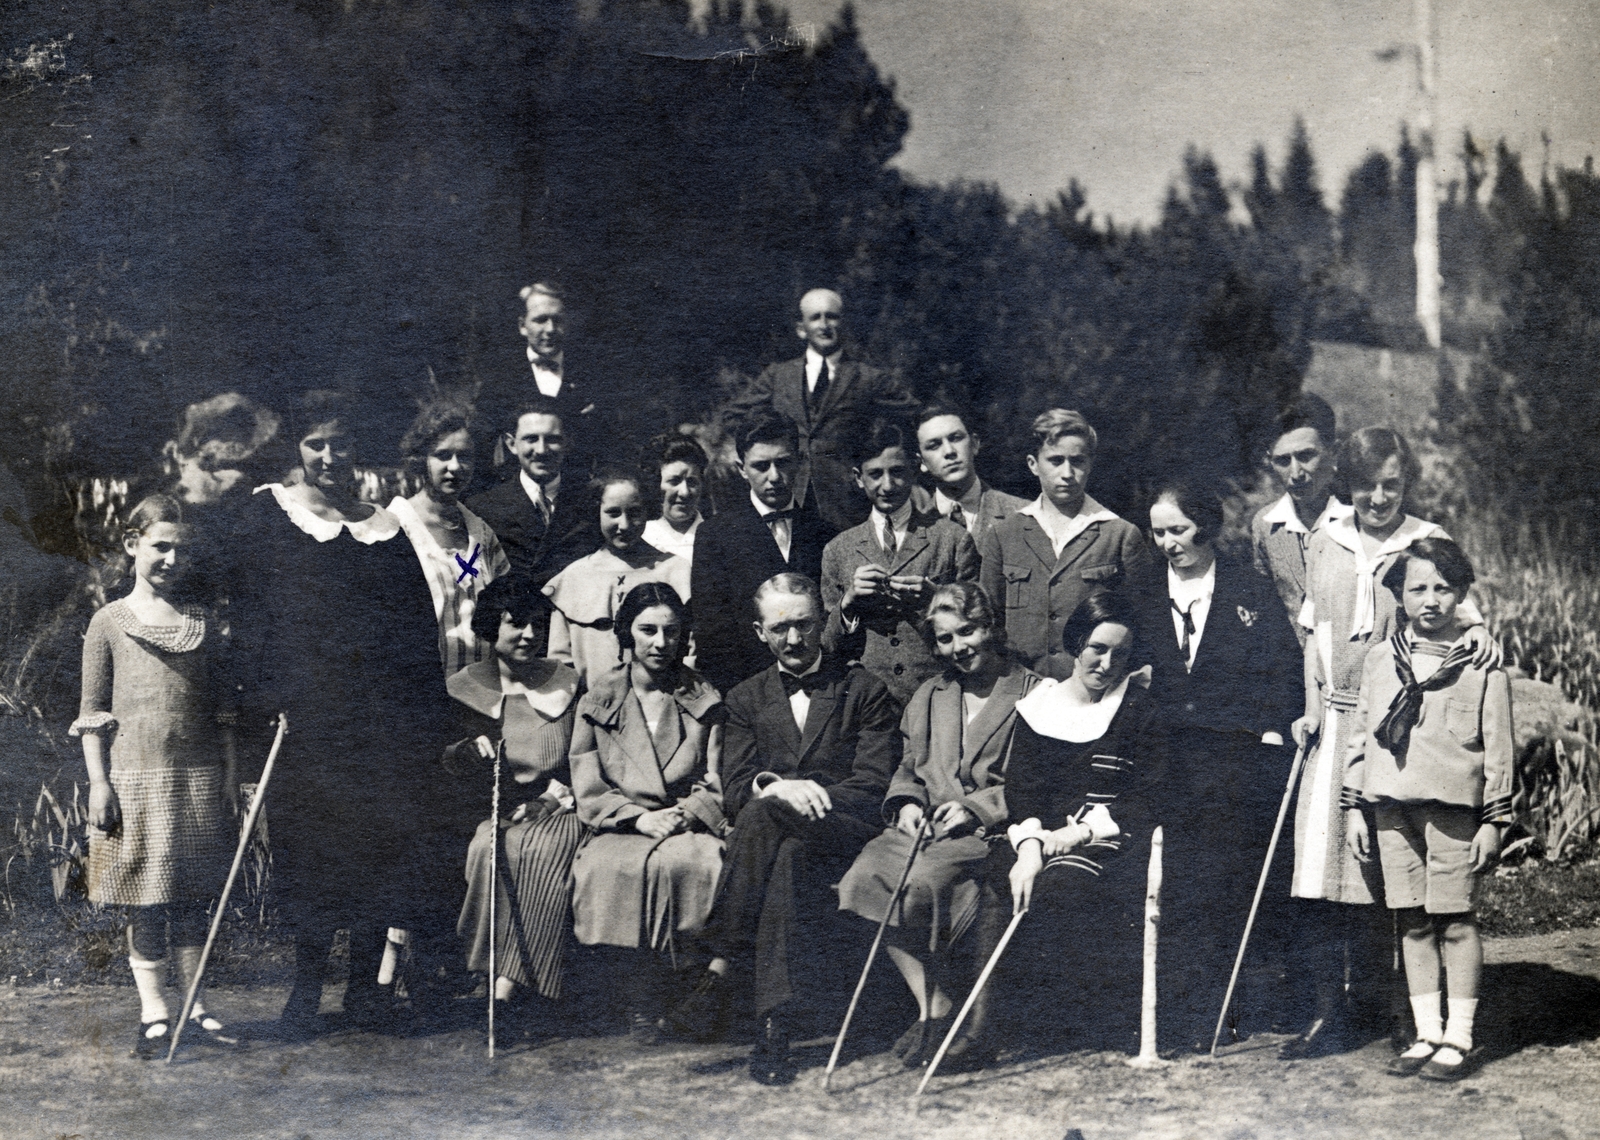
[977,409,1151,680]
[914,402,1028,545]
[821,417,979,704]
[1250,392,1351,642]
[1342,536,1512,1081]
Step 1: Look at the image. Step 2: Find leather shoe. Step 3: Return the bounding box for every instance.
[936,1032,995,1074]
[668,968,729,1041]
[1279,1016,1350,1060]
[748,1014,794,1086]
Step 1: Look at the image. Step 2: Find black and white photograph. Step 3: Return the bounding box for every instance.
[1,0,1598,1136]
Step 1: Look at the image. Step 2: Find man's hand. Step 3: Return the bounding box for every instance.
[1010,841,1043,915]
[896,802,926,837]
[1345,809,1371,862]
[1469,822,1503,873]
[762,778,833,821]
[887,574,931,601]
[931,801,976,838]
[843,565,891,609]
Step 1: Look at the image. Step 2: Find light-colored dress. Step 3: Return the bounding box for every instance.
[1292,513,1467,904]
[389,496,512,677]
[447,658,583,999]
[838,664,1038,951]
[568,668,726,951]
[71,601,231,907]
[543,544,693,686]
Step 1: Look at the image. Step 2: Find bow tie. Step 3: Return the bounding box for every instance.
[762,508,795,523]
[779,669,827,698]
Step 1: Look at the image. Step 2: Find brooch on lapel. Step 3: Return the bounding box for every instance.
[1237,605,1257,627]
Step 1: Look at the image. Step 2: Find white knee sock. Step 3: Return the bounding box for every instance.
[1409,992,1443,1044]
[129,955,169,1024]
[1443,997,1477,1053]
[175,945,207,1019]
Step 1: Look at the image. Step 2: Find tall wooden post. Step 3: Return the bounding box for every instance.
[1127,825,1166,1068]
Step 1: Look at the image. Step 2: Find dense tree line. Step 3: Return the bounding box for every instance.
[1,0,1594,551]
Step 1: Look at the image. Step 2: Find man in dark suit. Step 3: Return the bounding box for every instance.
[728,288,915,534]
[465,398,597,587]
[671,573,901,1084]
[690,411,830,695]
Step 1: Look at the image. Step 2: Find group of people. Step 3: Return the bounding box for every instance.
[72,282,1514,1089]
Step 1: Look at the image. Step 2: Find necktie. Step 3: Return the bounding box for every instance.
[813,358,830,404]
[947,502,967,531]
[881,521,898,560]
[1172,598,1196,671]
[536,489,552,528]
[779,670,827,698]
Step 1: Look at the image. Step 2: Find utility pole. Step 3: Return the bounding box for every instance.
[1414,0,1442,348]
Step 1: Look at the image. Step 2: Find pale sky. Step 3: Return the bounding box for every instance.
[783,0,1600,226]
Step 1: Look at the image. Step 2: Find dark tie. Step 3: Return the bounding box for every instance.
[881,522,898,560]
[947,502,967,531]
[779,670,827,698]
[812,358,830,405]
[1172,598,1196,671]
[762,507,795,522]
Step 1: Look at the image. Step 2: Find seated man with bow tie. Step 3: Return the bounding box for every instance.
[670,573,901,1085]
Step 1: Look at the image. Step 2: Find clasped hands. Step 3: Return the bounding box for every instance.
[896,800,977,840]
[762,778,833,821]
[843,565,931,611]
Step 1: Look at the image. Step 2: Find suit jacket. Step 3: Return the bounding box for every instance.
[1138,552,1301,743]
[922,480,1030,547]
[475,347,609,461]
[882,662,1040,831]
[466,475,599,589]
[820,509,981,705]
[689,494,830,695]
[977,509,1153,681]
[728,354,915,534]
[721,654,901,825]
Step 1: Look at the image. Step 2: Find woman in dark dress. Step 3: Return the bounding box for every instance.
[233,390,459,1037]
[1138,479,1301,1051]
[953,591,1165,1068]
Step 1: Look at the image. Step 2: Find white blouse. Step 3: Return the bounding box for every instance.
[389,496,513,677]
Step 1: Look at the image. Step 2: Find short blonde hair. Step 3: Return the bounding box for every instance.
[1030,409,1097,456]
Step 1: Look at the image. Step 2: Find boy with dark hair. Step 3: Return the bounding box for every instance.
[914,402,1028,544]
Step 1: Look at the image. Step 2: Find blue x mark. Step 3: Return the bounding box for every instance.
[455,543,482,584]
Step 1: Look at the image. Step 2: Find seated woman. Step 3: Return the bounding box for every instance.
[568,582,727,1042]
[640,433,709,566]
[837,582,1040,1067]
[544,471,693,686]
[958,590,1164,1067]
[391,400,512,677]
[446,575,585,1039]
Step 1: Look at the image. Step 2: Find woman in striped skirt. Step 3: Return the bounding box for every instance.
[447,575,586,1036]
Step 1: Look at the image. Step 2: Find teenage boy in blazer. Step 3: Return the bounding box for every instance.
[466,399,597,588]
[691,411,831,695]
[727,288,915,533]
[914,402,1028,546]
[821,416,980,706]
[672,573,901,1084]
[978,409,1152,681]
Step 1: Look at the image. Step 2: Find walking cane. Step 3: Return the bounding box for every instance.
[915,905,1027,1097]
[823,815,932,1091]
[1208,742,1308,1057]
[168,713,288,1062]
[1126,825,1166,1068]
[488,739,503,1059]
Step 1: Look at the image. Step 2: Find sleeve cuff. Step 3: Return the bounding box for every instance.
[752,771,783,795]
[1008,818,1048,850]
[68,712,117,737]
[1339,786,1363,811]
[1479,796,1513,826]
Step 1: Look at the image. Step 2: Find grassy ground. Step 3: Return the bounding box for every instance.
[2,928,1598,1140]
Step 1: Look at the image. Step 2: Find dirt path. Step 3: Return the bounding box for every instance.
[3,929,1598,1140]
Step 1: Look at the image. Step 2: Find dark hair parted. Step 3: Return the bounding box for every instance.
[470,575,555,645]
[1337,426,1420,499]
[504,395,565,438]
[1272,392,1337,448]
[1030,408,1097,457]
[752,572,824,617]
[1381,536,1477,601]
[400,399,476,476]
[288,390,359,446]
[648,433,709,476]
[914,401,974,435]
[848,416,916,469]
[1060,590,1142,660]
[124,494,187,539]
[614,581,691,662]
[1150,479,1224,548]
[919,581,1005,650]
[734,410,800,461]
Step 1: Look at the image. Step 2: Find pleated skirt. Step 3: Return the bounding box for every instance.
[458,808,586,999]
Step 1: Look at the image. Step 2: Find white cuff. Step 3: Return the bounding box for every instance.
[1008,818,1049,850]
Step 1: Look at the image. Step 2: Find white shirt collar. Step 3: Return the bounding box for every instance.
[872,498,915,545]
[1013,670,1145,743]
[1262,492,1351,536]
[257,484,400,544]
[750,490,795,518]
[1018,494,1119,556]
[934,478,985,518]
[1167,559,1216,609]
[520,470,560,510]
[804,346,842,378]
[525,346,563,373]
[497,659,580,719]
[777,653,823,679]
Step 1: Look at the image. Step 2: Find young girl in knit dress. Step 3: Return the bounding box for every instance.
[73,495,238,1058]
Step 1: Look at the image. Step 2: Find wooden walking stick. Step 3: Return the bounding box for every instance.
[488,739,503,1059]
[168,713,288,1062]
[1209,743,1308,1057]
[915,905,1027,1097]
[1126,825,1166,1068]
[823,815,932,1091]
